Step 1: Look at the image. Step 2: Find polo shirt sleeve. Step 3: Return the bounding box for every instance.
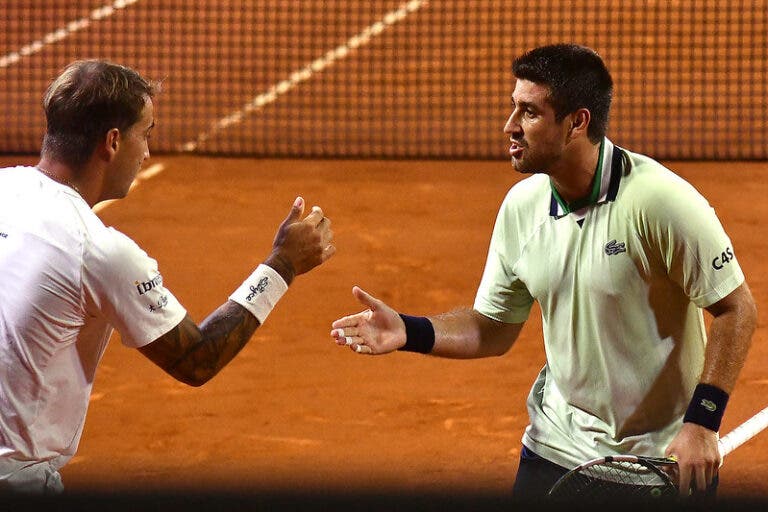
[82,227,187,348]
[473,196,534,323]
[638,170,744,308]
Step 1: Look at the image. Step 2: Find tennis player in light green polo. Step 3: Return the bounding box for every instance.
[329,44,757,500]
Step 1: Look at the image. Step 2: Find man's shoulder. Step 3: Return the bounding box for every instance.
[0,165,33,173]
[85,224,145,261]
[617,149,718,233]
[504,174,550,207]
[620,149,703,203]
[622,148,672,179]
[491,175,551,241]
[0,165,35,191]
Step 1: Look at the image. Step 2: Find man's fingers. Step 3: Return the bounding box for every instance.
[330,288,379,348]
[329,325,372,352]
[331,311,370,329]
[330,328,359,346]
[323,243,336,260]
[331,327,358,338]
[678,467,691,497]
[329,329,357,346]
[320,220,335,253]
[695,467,707,493]
[303,205,324,227]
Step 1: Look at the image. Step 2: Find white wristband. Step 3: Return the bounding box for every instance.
[228,264,289,324]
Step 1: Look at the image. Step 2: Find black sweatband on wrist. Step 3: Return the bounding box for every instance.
[397,314,435,354]
[683,383,729,432]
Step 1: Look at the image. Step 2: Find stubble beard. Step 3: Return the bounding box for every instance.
[512,146,562,176]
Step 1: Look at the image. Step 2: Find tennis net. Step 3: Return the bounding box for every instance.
[1,1,765,159]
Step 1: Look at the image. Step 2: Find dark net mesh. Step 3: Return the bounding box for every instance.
[2,1,766,159]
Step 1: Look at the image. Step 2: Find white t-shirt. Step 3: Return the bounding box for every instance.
[474,139,744,468]
[0,166,187,476]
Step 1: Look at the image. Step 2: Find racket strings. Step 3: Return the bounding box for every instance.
[550,460,678,502]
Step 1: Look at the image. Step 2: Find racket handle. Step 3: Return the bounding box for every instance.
[718,405,768,458]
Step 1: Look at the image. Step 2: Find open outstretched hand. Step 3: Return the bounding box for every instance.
[330,286,406,355]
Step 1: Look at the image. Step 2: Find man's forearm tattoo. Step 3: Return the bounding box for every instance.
[164,302,260,385]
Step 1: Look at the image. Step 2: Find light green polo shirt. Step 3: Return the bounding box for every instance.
[474,138,744,469]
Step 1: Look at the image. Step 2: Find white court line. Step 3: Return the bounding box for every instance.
[179,0,429,152]
[0,0,141,69]
[93,162,165,213]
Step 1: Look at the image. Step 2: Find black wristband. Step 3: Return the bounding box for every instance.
[397,314,435,354]
[683,383,729,432]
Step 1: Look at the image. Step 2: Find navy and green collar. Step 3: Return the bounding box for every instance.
[549,138,624,219]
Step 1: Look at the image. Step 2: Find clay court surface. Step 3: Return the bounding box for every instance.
[3,155,767,500]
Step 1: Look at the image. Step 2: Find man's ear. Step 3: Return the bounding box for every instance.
[566,108,591,142]
[98,128,121,161]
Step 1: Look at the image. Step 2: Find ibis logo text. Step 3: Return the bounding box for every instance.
[135,274,163,295]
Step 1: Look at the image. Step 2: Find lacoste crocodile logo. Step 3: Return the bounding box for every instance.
[604,240,626,255]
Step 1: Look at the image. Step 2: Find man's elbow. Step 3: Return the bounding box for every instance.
[479,336,516,358]
[169,364,219,387]
[746,295,758,333]
[739,283,759,332]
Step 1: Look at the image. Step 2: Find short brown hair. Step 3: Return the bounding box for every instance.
[513,44,613,143]
[41,60,159,168]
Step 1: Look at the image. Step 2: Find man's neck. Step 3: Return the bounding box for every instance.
[36,157,97,207]
[548,141,602,205]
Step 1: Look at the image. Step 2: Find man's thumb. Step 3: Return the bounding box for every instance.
[352,286,378,309]
[285,196,305,223]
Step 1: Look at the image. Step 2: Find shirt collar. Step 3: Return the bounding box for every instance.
[549,138,624,219]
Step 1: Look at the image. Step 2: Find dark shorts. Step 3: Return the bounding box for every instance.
[511,445,570,502]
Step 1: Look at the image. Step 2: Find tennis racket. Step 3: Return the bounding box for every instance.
[547,405,768,502]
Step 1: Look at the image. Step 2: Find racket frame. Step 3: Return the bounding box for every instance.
[547,454,678,499]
